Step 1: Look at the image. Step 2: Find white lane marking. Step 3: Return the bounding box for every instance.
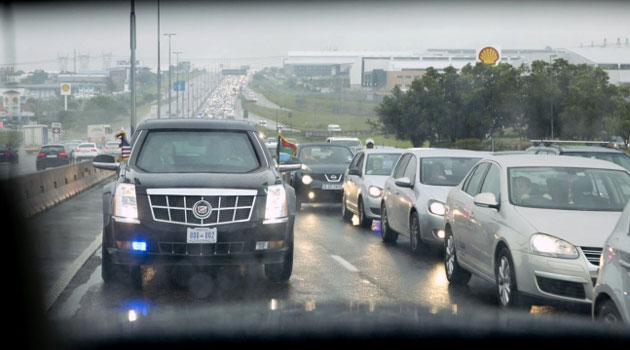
[45,232,102,311]
[331,255,359,272]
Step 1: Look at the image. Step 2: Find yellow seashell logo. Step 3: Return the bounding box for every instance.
[478,47,500,65]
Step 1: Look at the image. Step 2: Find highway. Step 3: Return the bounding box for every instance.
[38,184,590,326]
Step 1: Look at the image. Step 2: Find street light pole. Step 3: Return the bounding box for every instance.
[174,51,182,117]
[130,0,137,135]
[549,54,557,139]
[156,0,160,119]
[163,33,175,118]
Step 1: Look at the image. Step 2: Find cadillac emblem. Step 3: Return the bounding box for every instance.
[192,200,213,220]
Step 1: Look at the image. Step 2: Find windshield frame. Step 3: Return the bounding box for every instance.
[507,166,630,212]
[297,145,354,165]
[419,157,482,186]
[133,129,266,174]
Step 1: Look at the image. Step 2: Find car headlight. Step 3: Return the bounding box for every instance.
[530,233,578,259]
[114,183,138,220]
[265,184,288,220]
[428,200,446,216]
[302,174,313,185]
[368,186,382,198]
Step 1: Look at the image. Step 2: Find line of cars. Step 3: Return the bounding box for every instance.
[282,138,629,324]
[35,140,122,171]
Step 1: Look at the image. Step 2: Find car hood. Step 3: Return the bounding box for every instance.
[126,168,279,192]
[301,164,349,174]
[362,175,389,189]
[513,206,621,247]
[421,185,453,203]
[56,300,629,345]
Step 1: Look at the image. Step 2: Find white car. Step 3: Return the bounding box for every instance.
[342,149,403,227]
[326,137,362,154]
[592,202,630,324]
[74,143,100,162]
[380,149,485,253]
[444,154,630,309]
[103,141,122,156]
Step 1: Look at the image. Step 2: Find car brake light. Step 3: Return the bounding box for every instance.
[4,151,10,156]
[37,152,45,157]
[59,152,68,157]
[91,149,97,152]
[76,149,82,152]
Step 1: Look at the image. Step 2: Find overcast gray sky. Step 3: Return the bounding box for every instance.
[2,0,629,71]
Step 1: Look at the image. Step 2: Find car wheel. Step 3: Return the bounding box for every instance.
[358,197,371,228]
[444,228,471,285]
[380,202,398,243]
[341,192,353,222]
[410,211,425,255]
[597,299,622,323]
[265,241,293,283]
[495,247,530,310]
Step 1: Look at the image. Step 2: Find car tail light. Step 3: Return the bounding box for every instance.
[91,148,96,152]
[59,152,68,157]
[4,151,10,156]
[76,149,82,152]
[37,152,45,157]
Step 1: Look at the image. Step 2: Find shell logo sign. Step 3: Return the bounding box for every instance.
[60,83,72,96]
[477,46,501,65]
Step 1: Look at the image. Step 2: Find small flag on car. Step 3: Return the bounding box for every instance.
[116,130,131,161]
[277,135,297,164]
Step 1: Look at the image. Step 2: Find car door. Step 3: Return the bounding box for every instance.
[469,162,503,277]
[451,162,491,268]
[394,155,417,236]
[384,153,411,231]
[345,152,364,212]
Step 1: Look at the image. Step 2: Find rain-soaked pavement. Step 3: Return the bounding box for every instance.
[33,184,592,328]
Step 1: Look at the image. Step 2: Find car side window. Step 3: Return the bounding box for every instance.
[479,164,501,200]
[402,156,417,183]
[349,152,362,170]
[463,162,490,196]
[392,154,411,179]
[356,153,365,176]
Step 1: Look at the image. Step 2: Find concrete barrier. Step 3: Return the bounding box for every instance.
[2,161,115,217]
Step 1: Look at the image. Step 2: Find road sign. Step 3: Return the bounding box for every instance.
[477,46,501,66]
[60,83,72,96]
[173,81,185,91]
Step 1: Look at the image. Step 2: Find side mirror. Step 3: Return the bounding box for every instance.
[278,157,302,173]
[348,168,360,176]
[473,192,500,210]
[92,154,120,171]
[394,177,413,188]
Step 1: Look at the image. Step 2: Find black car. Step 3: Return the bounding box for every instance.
[290,143,354,210]
[36,144,71,170]
[0,146,18,164]
[92,119,301,287]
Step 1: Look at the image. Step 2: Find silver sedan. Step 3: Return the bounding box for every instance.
[444,154,630,309]
[380,149,485,253]
[342,149,402,227]
[593,202,630,324]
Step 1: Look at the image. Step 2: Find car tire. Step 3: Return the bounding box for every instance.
[341,192,353,222]
[410,211,425,255]
[444,228,471,285]
[495,247,530,310]
[380,202,398,243]
[596,299,623,323]
[265,241,293,283]
[358,197,371,228]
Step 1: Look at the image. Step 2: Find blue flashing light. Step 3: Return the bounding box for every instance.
[132,241,147,252]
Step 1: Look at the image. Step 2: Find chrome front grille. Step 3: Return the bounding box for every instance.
[147,189,257,226]
[581,247,603,266]
[324,174,343,182]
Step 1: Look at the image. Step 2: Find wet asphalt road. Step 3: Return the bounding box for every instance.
[39,187,592,325]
